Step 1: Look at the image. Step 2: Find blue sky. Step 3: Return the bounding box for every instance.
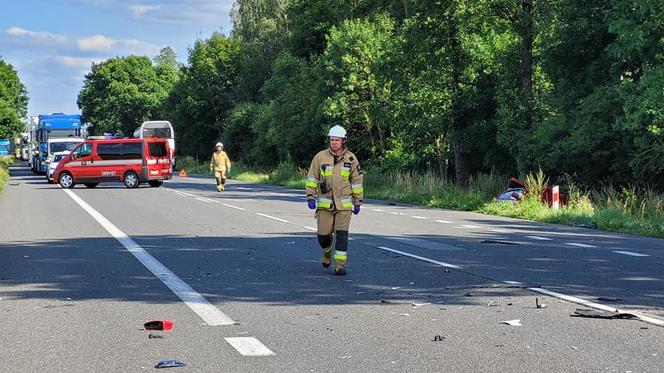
[1,0,235,117]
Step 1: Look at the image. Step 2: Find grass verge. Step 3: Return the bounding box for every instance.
[0,156,13,192]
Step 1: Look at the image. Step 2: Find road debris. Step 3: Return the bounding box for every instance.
[155,360,186,369]
[502,319,522,326]
[148,334,164,339]
[144,320,173,331]
[536,298,547,309]
[596,297,622,302]
[571,309,638,319]
[432,335,445,342]
[412,303,431,307]
[399,313,411,317]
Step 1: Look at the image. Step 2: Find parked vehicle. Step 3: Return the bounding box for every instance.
[0,139,9,156]
[46,151,70,183]
[54,137,172,189]
[133,121,176,167]
[32,113,83,174]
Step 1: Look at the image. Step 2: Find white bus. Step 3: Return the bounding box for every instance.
[133,121,176,167]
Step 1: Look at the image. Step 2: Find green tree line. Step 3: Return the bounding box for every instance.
[0,58,28,138]
[77,0,664,188]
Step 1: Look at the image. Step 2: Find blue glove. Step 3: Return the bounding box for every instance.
[307,199,316,210]
[353,205,361,215]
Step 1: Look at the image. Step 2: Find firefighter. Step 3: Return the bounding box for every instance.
[305,125,364,275]
[209,142,231,191]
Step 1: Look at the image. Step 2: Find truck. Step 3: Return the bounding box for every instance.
[31,113,83,174]
[0,139,9,156]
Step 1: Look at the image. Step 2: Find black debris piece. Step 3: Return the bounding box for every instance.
[572,309,638,319]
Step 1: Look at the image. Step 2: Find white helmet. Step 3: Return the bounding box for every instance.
[327,125,347,138]
[215,142,223,148]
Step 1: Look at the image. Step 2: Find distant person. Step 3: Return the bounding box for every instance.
[209,142,231,192]
[305,125,364,275]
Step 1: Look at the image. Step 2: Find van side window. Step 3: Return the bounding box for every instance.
[97,143,122,160]
[75,143,93,157]
[148,142,167,157]
[122,142,142,160]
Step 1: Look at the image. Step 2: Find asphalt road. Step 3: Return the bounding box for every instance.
[1,162,663,372]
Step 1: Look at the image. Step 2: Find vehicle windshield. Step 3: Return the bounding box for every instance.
[148,142,168,157]
[53,154,65,162]
[143,127,172,138]
[50,142,80,153]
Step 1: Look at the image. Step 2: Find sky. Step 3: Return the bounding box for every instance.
[1,0,235,118]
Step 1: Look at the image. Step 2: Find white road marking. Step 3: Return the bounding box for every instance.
[412,216,427,220]
[502,281,522,285]
[459,224,481,229]
[435,220,452,224]
[195,197,214,203]
[303,226,317,231]
[371,208,385,212]
[255,213,289,223]
[62,189,235,326]
[526,235,553,241]
[225,337,275,356]
[377,246,463,270]
[489,228,512,233]
[222,203,246,211]
[612,250,650,257]
[565,242,596,248]
[390,212,400,215]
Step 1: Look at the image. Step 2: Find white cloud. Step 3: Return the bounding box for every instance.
[129,4,159,16]
[77,34,160,54]
[77,34,115,51]
[54,55,106,69]
[5,26,67,45]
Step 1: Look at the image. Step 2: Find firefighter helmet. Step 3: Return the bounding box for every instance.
[215,142,223,148]
[327,125,347,138]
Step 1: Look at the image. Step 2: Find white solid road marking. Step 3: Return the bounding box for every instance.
[435,220,452,224]
[303,226,317,231]
[195,197,214,203]
[371,208,385,212]
[526,235,553,241]
[565,242,597,248]
[377,246,463,270]
[62,189,235,326]
[222,203,246,211]
[225,337,275,356]
[612,250,650,257]
[412,216,427,220]
[459,224,481,229]
[502,281,522,285]
[255,212,289,223]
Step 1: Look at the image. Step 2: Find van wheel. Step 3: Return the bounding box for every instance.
[58,173,75,189]
[123,171,140,188]
[148,180,163,188]
[85,183,99,188]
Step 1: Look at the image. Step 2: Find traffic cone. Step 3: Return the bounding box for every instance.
[179,169,187,177]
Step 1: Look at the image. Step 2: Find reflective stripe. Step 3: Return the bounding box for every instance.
[334,252,347,261]
[317,198,332,209]
[320,170,333,177]
[305,178,318,188]
[341,199,353,208]
[352,183,364,194]
[340,166,350,180]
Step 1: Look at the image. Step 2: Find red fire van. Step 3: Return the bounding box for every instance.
[54,137,172,189]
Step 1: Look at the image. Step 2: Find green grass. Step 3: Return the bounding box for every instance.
[174,157,664,238]
[0,156,13,192]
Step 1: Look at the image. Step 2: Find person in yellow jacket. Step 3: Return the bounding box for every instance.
[210,142,231,191]
[305,125,364,275]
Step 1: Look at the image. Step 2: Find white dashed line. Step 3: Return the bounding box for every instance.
[612,250,650,257]
[62,189,235,326]
[412,216,427,220]
[225,337,275,356]
[435,220,452,224]
[255,213,289,223]
[222,203,246,211]
[565,242,597,248]
[502,281,522,285]
[526,235,553,241]
[195,197,214,203]
[377,246,463,270]
[303,226,317,231]
[459,224,481,229]
[371,208,385,212]
[390,212,400,215]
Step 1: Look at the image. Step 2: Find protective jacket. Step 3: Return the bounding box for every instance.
[210,151,231,171]
[306,148,364,210]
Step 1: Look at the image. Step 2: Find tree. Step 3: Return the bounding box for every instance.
[78,56,177,136]
[153,46,181,69]
[0,59,28,137]
[163,33,242,159]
